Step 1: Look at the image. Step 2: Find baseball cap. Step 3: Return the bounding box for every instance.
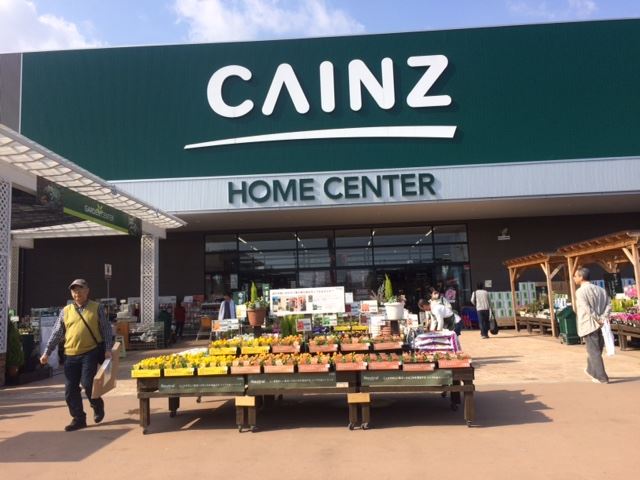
[68,279,89,290]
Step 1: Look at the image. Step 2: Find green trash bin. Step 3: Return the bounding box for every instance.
[557,306,580,345]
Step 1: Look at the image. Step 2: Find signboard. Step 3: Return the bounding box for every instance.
[247,373,337,391]
[158,376,245,394]
[104,263,112,279]
[296,317,312,332]
[36,177,142,236]
[361,370,454,387]
[345,292,354,304]
[270,286,345,316]
[360,300,379,314]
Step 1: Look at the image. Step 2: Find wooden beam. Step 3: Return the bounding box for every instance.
[631,245,640,307]
[544,261,558,338]
[549,264,564,280]
[509,267,519,331]
[622,247,634,263]
[568,257,578,309]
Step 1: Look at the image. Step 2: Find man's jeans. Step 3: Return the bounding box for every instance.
[584,328,609,383]
[477,310,490,337]
[64,347,104,421]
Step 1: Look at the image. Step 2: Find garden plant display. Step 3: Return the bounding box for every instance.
[339,334,371,351]
[366,352,401,370]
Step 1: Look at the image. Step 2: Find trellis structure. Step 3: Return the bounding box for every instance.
[504,252,567,337]
[556,231,640,308]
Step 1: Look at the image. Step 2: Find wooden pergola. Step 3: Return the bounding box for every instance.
[504,252,566,337]
[556,231,640,308]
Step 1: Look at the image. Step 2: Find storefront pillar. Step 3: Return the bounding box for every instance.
[140,234,159,325]
[0,177,11,385]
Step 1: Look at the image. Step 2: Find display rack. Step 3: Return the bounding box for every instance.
[128,322,165,350]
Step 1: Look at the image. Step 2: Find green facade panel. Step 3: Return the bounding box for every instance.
[19,19,640,181]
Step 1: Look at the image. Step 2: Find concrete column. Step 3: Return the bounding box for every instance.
[140,234,159,325]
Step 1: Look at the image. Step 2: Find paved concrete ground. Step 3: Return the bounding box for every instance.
[1,329,639,480]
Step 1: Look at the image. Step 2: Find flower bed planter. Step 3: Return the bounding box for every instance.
[197,366,228,375]
[209,347,238,355]
[271,344,300,354]
[373,342,403,351]
[263,364,295,374]
[340,343,371,352]
[297,363,331,373]
[334,362,367,371]
[402,363,436,372]
[308,344,339,353]
[230,365,262,374]
[131,369,162,378]
[438,359,472,368]
[163,367,195,377]
[241,346,270,354]
[367,361,401,371]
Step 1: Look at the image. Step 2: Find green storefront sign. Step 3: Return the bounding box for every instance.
[37,177,142,235]
[18,20,640,180]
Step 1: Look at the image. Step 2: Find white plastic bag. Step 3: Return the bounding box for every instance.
[602,320,615,356]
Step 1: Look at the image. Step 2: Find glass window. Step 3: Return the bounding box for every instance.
[205,234,237,252]
[373,226,433,246]
[240,250,297,270]
[296,230,334,249]
[336,269,376,300]
[205,252,237,271]
[336,247,373,267]
[434,244,469,262]
[433,225,467,243]
[298,249,331,268]
[374,245,434,265]
[335,228,373,247]
[238,232,296,251]
[298,270,332,288]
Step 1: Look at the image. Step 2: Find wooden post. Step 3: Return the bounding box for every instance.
[622,244,640,306]
[567,257,579,309]
[541,262,558,337]
[509,267,519,331]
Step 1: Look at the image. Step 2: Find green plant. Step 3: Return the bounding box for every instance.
[7,321,24,368]
[280,315,300,337]
[250,282,258,303]
[383,274,398,303]
[246,282,269,310]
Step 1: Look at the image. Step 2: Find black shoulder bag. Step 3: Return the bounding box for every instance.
[76,307,106,363]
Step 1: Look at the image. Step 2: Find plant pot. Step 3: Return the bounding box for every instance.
[334,361,367,371]
[197,366,228,375]
[438,359,472,369]
[367,361,400,371]
[297,363,330,373]
[231,365,262,374]
[263,364,295,374]
[309,344,338,353]
[271,344,300,354]
[384,302,404,320]
[247,308,267,327]
[340,343,370,352]
[373,342,403,351]
[164,367,195,377]
[402,363,436,372]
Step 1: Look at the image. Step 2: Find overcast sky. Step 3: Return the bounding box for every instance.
[0,0,638,53]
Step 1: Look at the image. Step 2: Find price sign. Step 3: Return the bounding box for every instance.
[104,263,112,279]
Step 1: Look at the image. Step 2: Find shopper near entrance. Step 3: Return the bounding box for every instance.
[573,267,611,384]
[429,288,456,331]
[174,300,186,338]
[471,282,492,339]
[218,292,236,320]
[40,279,113,431]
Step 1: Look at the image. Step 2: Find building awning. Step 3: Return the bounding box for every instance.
[11,220,126,240]
[0,123,185,233]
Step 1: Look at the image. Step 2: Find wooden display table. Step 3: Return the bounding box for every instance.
[611,323,640,350]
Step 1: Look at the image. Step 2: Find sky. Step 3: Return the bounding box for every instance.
[0,0,639,53]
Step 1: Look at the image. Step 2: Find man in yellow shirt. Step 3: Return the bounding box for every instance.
[40,279,113,431]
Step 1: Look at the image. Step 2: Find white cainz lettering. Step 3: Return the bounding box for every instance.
[348,58,395,111]
[406,55,451,108]
[319,61,335,113]
[262,63,310,116]
[207,65,254,118]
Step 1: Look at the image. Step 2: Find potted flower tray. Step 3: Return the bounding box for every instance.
[402,363,436,372]
[438,359,472,368]
[131,369,161,378]
[209,347,238,355]
[340,343,371,352]
[163,367,195,377]
[373,342,403,351]
[263,364,295,374]
[241,346,270,354]
[197,366,229,375]
[231,365,262,374]
[271,344,300,354]
[334,362,367,371]
[297,363,331,373]
[308,344,338,353]
[367,361,400,371]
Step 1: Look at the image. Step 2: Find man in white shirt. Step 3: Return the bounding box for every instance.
[574,267,610,384]
[218,292,236,321]
[471,283,491,339]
